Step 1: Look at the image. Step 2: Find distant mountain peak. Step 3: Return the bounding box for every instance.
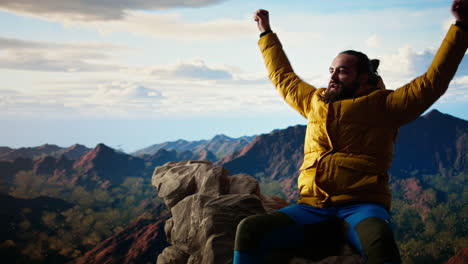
[73,143,116,170]
[38,143,55,147]
[68,143,87,149]
[212,134,231,141]
[72,143,145,186]
[423,109,444,118]
[37,144,60,151]
[419,109,467,127]
[94,143,114,153]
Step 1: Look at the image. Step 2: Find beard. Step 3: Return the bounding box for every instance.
[323,81,359,103]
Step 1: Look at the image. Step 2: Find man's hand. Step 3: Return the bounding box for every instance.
[254,9,271,33]
[452,0,468,25]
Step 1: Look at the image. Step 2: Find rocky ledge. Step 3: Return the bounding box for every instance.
[152,161,361,264]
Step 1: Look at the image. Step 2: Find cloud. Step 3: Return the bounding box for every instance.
[0,36,125,50]
[0,81,166,119]
[1,8,255,41]
[0,75,283,120]
[172,62,232,80]
[441,76,468,102]
[366,35,381,49]
[0,0,226,21]
[379,46,435,80]
[146,60,233,81]
[69,11,256,40]
[0,90,20,109]
[376,45,468,103]
[0,91,81,119]
[451,76,468,85]
[0,36,124,72]
[0,51,121,72]
[0,89,19,95]
[151,81,283,117]
[379,44,468,80]
[0,37,240,76]
[0,37,52,49]
[90,82,163,103]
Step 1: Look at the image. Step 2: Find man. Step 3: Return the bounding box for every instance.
[234,1,468,264]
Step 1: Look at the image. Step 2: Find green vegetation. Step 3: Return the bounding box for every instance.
[3,167,466,263]
[256,172,288,200]
[391,172,467,264]
[5,171,164,263]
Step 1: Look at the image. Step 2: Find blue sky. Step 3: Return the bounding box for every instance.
[0,0,466,152]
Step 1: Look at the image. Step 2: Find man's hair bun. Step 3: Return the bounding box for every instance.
[370,59,380,74]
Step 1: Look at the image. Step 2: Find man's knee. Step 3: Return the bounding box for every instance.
[234,211,294,251]
[355,217,401,264]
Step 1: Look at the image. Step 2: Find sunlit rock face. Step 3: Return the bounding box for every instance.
[152,161,360,264]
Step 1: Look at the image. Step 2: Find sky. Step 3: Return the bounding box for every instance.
[1,0,467,153]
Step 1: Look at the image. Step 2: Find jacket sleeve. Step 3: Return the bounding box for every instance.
[258,33,317,118]
[386,24,468,125]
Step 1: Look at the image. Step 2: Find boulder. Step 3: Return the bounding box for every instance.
[152,161,230,208]
[157,246,189,264]
[152,161,360,264]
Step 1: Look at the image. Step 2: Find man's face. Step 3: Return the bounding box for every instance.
[324,53,360,103]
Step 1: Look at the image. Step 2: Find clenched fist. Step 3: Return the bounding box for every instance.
[452,0,468,25]
[254,9,271,33]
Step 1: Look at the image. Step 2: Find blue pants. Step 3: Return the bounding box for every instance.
[234,203,401,264]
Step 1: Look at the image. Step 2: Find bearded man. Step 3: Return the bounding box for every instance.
[233,1,468,264]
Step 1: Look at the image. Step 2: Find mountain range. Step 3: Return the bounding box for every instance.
[0,109,466,263]
[1,109,466,195]
[132,134,256,159]
[4,109,465,185]
[0,144,90,161]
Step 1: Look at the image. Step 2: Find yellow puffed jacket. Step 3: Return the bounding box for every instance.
[258,25,468,209]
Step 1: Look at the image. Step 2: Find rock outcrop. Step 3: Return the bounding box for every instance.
[152,160,282,264]
[152,161,360,264]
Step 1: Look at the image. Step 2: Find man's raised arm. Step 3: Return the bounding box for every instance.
[385,0,468,125]
[255,9,317,119]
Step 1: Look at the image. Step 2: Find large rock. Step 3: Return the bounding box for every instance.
[152,161,269,264]
[152,160,230,208]
[152,161,360,264]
